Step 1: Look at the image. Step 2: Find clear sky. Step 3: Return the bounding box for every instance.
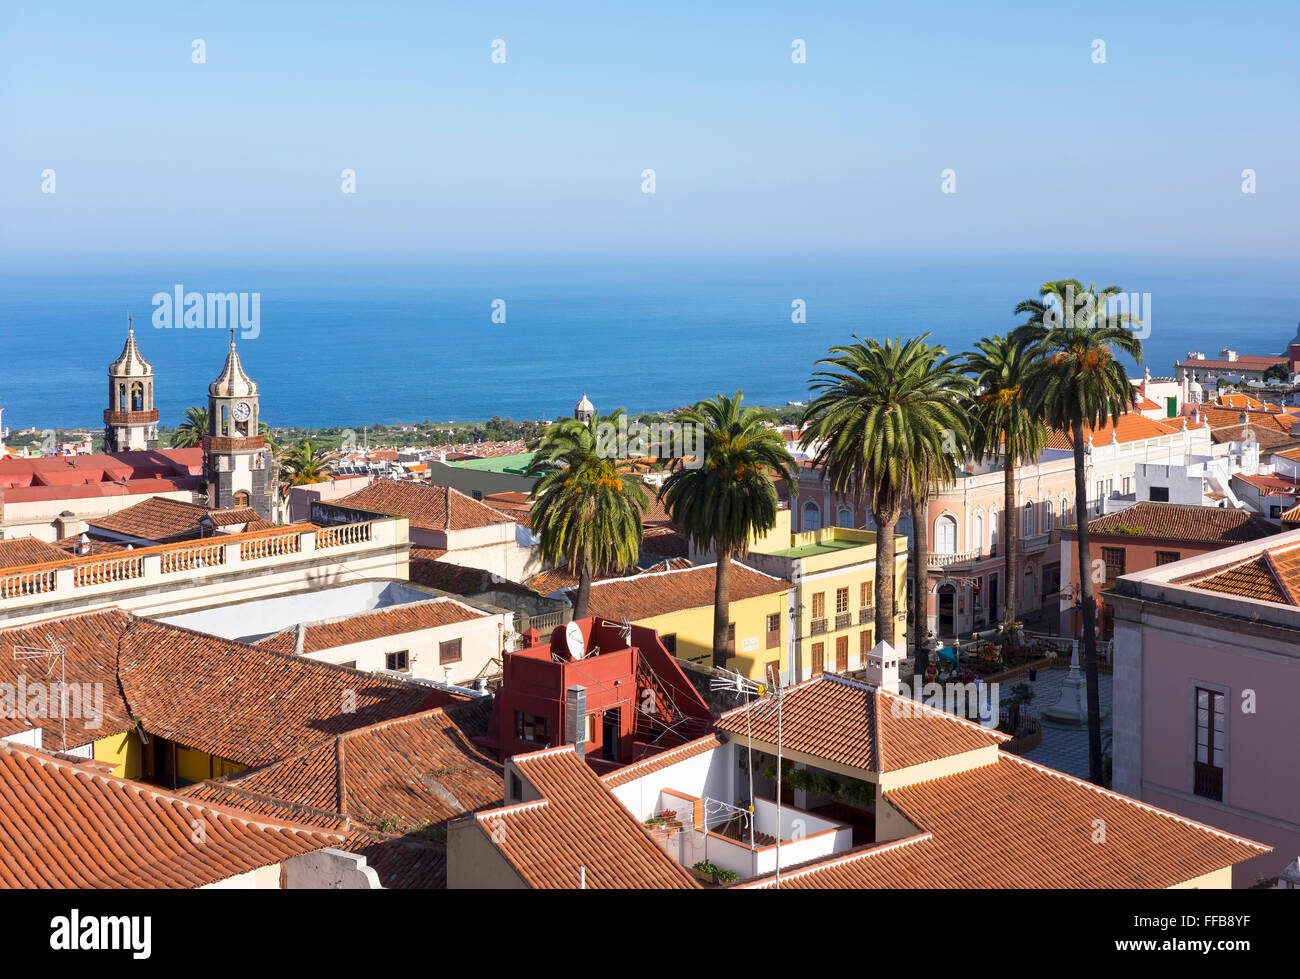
[3,0,1298,266]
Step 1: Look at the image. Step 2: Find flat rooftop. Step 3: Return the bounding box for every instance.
[765,537,867,559]
[444,452,535,475]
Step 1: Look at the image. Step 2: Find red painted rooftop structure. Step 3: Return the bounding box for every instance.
[481,617,713,774]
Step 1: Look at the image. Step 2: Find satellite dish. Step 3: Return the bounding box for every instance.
[565,621,585,660]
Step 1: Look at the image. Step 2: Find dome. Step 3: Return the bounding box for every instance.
[209,339,259,398]
[108,322,153,377]
[575,392,594,414]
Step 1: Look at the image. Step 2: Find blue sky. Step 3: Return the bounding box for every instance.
[3,0,1298,266]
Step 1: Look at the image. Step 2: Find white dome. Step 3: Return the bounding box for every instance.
[108,324,153,377]
[209,340,259,398]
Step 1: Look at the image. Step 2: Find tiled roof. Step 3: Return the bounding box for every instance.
[0,741,341,888]
[256,598,489,655]
[191,701,501,835]
[408,551,534,597]
[581,561,789,622]
[88,496,272,543]
[333,480,514,532]
[0,536,69,569]
[1177,354,1285,369]
[1281,503,1300,524]
[1082,502,1278,545]
[116,616,435,767]
[1233,473,1300,496]
[1043,412,1198,450]
[0,609,436,764]
[1275,447,1300,463]
[742,754,1269,889]
[601,734,723,787]
[525,558,693,598]
[470,745,697,889]
[715,674,1006,773]
[1178,540,1300,607]
[1194,406,1296,434]
[1210,424,1295,448]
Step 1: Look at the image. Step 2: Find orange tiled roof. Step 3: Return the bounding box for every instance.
[470,745,697,889]
[1083,502,1278,545]
[715,674,1006,773]
[1178,540,1300,606]
[582,560,788,622]
[1194,406,1296,434]
[0,741,342,888]
[0,536,69,570]
[1043,412,1197,450]
[1177,354,1285,369]
[1233,473,1300,496]
[741,753,1268,889]
[601,734,724,787]
[88,496,273,543]
[334,479,514,532]
[1281,503,1300,524]
[525,557,693,598]
[256,598,489,655]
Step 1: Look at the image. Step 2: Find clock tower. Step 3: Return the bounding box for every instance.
[104,317,159,453]
[204,334,273,520]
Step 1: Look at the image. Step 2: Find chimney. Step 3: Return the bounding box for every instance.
[294,623,307,657]
[564,685,587,758]
[865,640,900,694]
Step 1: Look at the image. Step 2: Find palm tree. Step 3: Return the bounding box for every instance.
[801,336,968,651]
[658,393,797,668]
[170,406,208,448]
[964,334,1047,656]
[277,442,329,498]
[1015,280,1143,785]
[526,409,648,618]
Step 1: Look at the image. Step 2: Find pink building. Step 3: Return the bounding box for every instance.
[1110,529,1300,886]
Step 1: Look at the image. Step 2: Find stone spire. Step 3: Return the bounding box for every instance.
[209,332,259,399]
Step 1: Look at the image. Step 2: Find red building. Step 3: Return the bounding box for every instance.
[482,617,712,772]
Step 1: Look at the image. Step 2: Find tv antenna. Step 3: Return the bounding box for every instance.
[12,633,69,751]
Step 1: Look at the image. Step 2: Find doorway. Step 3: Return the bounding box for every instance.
[601,708,620,762]
[938,584,956,639]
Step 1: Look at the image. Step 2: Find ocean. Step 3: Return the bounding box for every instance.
[1,254,1296,432]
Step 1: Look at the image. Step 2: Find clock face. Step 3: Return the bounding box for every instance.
[232,402,251,422]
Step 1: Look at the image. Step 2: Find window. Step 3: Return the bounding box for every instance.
[1122,476,1132,496]
[935,514,957,554]
[508,771,523,802]
[859,629,873,664]
[1042,563,1061,596]
[860,581,872,609]
[835,588,849,615]
[386,650,410,672]
[234,491,250,507]
[765,614,780,649]
[1101,547,1126,585]
[1022,502,1035,537]
[1155,551,1181,566]
[810,642,825,675]
[1044,500,1053,533]
[802,500,821,531]
[1194,687,1225,801]
[973,512,984,550]
[661,633,677,655]
[726,623,736,654]
[514,711,549,744]
[811,593,825,618]
[1270,504,1283,519]
[1149,486,1170,503]
[439,638,462,664]
[989,510,999,555]
[585,714,597,744]
[836,504,854,528]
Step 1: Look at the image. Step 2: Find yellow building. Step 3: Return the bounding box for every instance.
[744,526,908,682]
[581,560,792,679]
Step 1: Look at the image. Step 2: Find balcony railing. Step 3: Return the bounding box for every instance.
[858,607,874,624]
[1193,762,1223,801]
[926,548,981,570]
[1020,532,1052,554]
[810,618,828,635]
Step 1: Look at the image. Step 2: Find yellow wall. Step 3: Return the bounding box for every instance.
[636,590,788,681]
[93,730,141,779]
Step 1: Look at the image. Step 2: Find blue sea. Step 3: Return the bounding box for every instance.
[1,254,1296,431]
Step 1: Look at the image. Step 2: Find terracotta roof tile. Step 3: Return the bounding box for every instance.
[1179,540,1300,606]
[743,754,1269,889]
[256,598,488,655]
[715,674,1006,773]
[408,551,534,597]
[471,745,697,889]
[334,480,514,532]
[526,558,693,598]
[1083,502,1278,545]
[0,742,342,888]
[601,734,723,787]
[1043,412,1197,450]
[0,536,69,570]
[582,561,788,622]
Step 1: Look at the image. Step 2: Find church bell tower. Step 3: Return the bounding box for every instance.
[204,333,273,519]
[104,317,159,453]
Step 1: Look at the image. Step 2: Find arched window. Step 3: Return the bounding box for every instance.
[934,514,957,554]
[118,384,127,411]
[802,500,821,532]
[973,512,984,553]
[1044,499,1054,532]
[221,405,229,437]
[989,509,1000,553]
[234,491,250,507]
[130,382,144,412]
[836,504,854,528]
[1023,501,1035,537]
[1060,494,1070,527]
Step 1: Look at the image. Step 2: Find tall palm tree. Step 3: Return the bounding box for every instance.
[801,336,968,651]
[1015,280,1143,785]
[964,334,1047,655]
[170,406,208,448]
[658,392,796,668]
[277,442,329,498]
[526,409,648,618]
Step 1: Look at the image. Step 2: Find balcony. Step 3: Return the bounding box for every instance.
[1020,531,1052,554]
[1193,762,1223,802]
[835,612,852,630]
[926,548,981,570]
[810,618,828,635]
[858,606,874,624]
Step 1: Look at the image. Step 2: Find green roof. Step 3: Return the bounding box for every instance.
[763,537,869,559]
[445,452,536,475]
